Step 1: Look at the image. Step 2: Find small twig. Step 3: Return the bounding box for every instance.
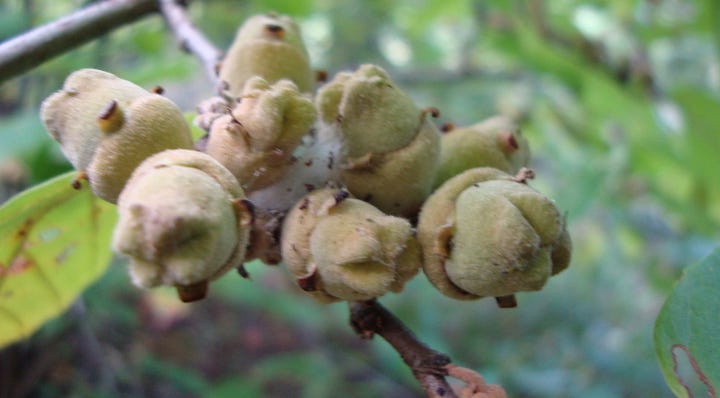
[158,0,222,85]
[0,0,158,83]
[349,299,457,398]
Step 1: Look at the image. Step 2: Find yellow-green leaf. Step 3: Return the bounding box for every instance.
[0,172,116,348]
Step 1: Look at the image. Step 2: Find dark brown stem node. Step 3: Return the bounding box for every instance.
[297,269,319,292]
[175,280,209,303]
[237,264,250,279]
[440,122,456,133]
[420,106,441,120]
[495,294,517,308]
[71,171,88,190]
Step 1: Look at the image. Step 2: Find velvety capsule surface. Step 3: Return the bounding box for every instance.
[219,14,314,95]
[113,150,252,299]
[41,69,193,203]
[418,167,571,301]
[281,188,421,302]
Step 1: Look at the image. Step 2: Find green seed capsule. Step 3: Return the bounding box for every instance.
[41,69,193,203]
[113,149,253,302]
[281,188,421,302]
[315,64,441,217]
[417,167,571,301]
[434,116,530,188]
[219,14,314,95]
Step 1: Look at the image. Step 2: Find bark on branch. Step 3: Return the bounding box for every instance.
[0,0,158,83]
[349,299,457,398]
[349,300,507,397]
[158,0,222,85]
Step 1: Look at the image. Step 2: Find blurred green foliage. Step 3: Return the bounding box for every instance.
[1,0,719,397]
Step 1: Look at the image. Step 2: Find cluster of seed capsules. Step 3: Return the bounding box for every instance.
[41,13,571,306]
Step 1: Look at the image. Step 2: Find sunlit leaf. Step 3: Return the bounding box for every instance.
[0,172,116,348]
[654,248,720,398]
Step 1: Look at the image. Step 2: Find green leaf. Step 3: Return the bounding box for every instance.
[654,248,720,397]
[0,172,117,348]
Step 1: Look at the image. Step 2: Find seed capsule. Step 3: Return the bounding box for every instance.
[41,69,193,203]
[315,64,441,217]
[417,167,571,302]
[281,188,421,302]
[218,14,314,95]
[434,116,530,189]
[112,149,253,301]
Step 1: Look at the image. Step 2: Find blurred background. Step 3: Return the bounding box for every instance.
[1,0,719,397]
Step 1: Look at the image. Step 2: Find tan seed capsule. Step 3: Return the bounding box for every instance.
[205,77,316,192]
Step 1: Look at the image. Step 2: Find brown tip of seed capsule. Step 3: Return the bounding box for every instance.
[176,280,209,303]
[233,198,256,226]
[265,24,285,38]
[316,69,328,83]
[440,122,455,133]
[495,295,517,308]
[421,106,441,120]
[97,100,124,133]
[71,171,87,190]
[98,100,117,120]
[297,271,318,292]
[497,131,519,154]
[298,197,310,210]
[333,189,350,205]
[237,264,250,279]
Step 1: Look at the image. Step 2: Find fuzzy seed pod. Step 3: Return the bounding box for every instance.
[112,149,253,302]
[417,168,571,301]
[219,13,314,96]
[316,64,441,217]
[205,77,316,192]
[40,69,193,203]
[281,188,421,302]
[434,116,530,189]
